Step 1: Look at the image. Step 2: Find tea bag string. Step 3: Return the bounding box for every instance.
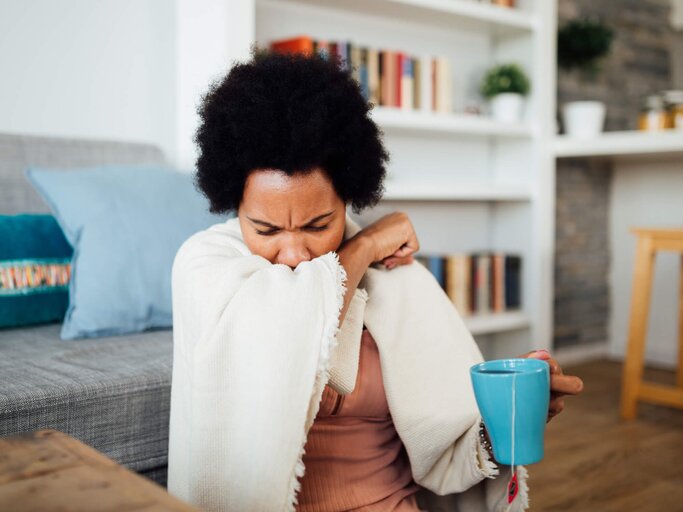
[503,371,517,510]
[511,371,516,476]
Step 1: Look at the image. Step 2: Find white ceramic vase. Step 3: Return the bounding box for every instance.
[490,92,524,124]
[562,101,606,138]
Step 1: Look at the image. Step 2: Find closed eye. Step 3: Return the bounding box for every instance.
[255,224,329,236]
[305,225,329,232]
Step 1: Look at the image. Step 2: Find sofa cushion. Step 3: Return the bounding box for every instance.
[0,323,172,475]
[0,214,73,328]
[25,165,229,340]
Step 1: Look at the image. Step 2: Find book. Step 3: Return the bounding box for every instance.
[492,253,506,313]
[505,255,522,309]
[445,254,470,315]
[379,50,387,106]
[270,35,314,56]
[350,43,361,86]
[433,56,453,113]
[399,53,414,111]
[476,253,491,314]
[385,50,397,107]
[367,49,380,106]
[427,255,445,289]
[413,57,421,110]
[356,46,368,100]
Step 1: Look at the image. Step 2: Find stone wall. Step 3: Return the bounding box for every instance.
[554,0,674,350]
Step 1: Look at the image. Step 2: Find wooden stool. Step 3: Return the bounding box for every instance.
[620,228,683,420]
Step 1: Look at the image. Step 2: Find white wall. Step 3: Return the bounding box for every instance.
[609,160,683,368]
[0,0,254,168]
[175,0,254,169]
[0,0,177,162]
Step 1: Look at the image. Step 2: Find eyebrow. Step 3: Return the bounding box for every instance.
[246,210,335,230]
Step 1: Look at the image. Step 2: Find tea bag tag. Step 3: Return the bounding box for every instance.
[507,471,519,504]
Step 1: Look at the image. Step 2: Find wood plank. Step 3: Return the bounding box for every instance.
[0,430,198,512]
[639,381,683,408]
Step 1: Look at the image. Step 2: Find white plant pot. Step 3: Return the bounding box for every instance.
[562,101,606,138]
[489,93,524,124]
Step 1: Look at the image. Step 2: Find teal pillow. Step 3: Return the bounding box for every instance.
[0,214,73,328]
[26,166,230,340]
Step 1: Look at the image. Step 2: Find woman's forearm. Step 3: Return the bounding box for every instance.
[336,234,374,327]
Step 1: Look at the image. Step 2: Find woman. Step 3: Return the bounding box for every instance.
[167,50,583,512]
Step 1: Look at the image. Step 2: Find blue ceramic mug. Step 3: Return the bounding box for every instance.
[470,358,550,465]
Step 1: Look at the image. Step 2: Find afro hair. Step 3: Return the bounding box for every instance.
[194,47,390,214]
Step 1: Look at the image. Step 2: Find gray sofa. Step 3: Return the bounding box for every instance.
[0,133,174,486]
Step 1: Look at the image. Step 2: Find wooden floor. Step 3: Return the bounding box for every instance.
[528,360,683,511]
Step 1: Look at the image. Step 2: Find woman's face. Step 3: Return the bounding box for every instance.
[238,168,346,268]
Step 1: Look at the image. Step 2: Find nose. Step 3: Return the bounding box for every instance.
[276,239,312,269]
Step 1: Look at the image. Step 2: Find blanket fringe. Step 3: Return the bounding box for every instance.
[514,464,530,511]
[285,251,348,511]
[474,424,500,479]
[471,421,530,511]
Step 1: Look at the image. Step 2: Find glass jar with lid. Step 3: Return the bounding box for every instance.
[638,94,669,131]
[662,90,683,130]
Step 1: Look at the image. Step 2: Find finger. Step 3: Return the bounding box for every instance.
[393,243,417,258]
[383,254,415,268]
[551,374,584,395]
[384,254,414,265]
[547,398,565,421]
[549,397,565,413]
[546,357,563,375]
[521,349,551,361]
[523,351,564,376]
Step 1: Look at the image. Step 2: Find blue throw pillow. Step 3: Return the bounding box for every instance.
[26,166,229,339]
[0,214,73,328]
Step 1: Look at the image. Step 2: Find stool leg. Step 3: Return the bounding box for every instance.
[620,237,655,420]
[678,255,683,389]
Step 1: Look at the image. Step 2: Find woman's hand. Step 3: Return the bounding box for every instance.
[356,212,419,270]
[519,350,584,423]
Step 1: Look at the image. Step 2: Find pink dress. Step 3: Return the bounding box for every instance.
[296,327,422,512]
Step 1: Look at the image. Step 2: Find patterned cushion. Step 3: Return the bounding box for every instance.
[0,215,73,328]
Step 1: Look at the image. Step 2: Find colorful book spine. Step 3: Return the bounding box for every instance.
[399,53,413,111]
[505,255,522,309]
[270,36,314,56]
[367,48,380,105]
[427,255,445,289]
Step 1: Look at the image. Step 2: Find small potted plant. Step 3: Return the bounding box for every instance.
[557,18,614,138]
[480,63,530,124]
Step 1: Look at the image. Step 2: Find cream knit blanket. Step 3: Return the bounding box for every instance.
[167,214,529,512]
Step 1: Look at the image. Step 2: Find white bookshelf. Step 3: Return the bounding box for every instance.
[270,0,539,35]
[238,0,557,356]
[465,311,530,335]
[372,107,533,137]
[382,179,532,201]
[554,130,683,159]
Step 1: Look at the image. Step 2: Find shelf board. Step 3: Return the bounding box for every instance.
[554,130,683,159]
[266,0,537,35]
[371,107,532,138]
[464,311,530,335]
[382,181,532,201]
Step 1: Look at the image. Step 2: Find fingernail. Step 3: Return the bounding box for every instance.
[534,349,550,355]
